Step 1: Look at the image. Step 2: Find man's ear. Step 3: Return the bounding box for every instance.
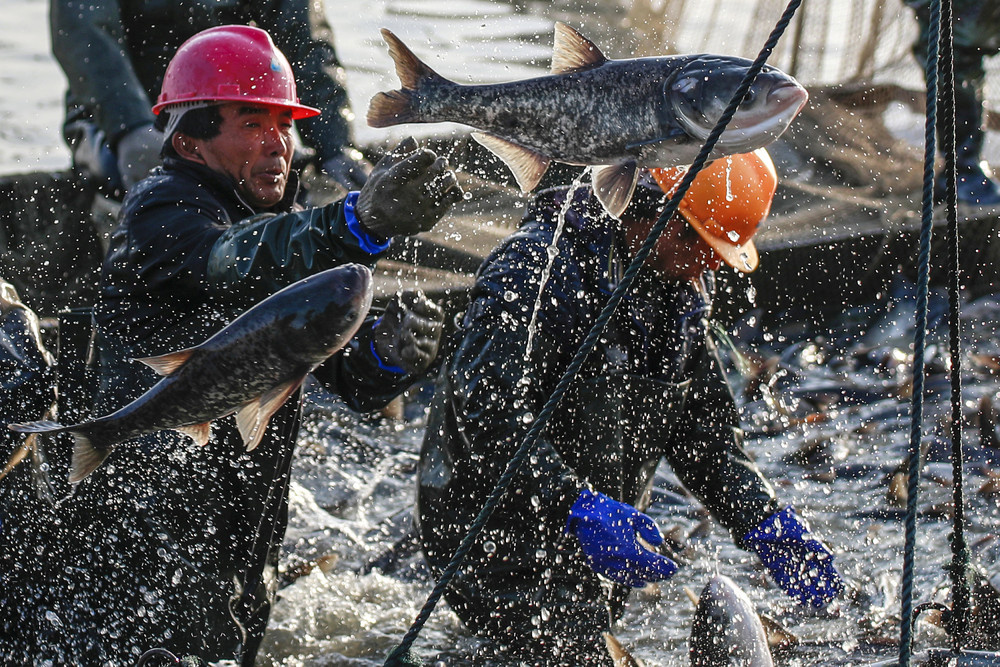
[172,133,206,164]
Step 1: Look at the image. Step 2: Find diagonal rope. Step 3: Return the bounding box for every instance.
[383,2,805,663]
[898,0,944,663]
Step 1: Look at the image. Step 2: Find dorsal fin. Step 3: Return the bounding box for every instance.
[135,348,196,376]
[472,132,551,193]
[551,22,608,75]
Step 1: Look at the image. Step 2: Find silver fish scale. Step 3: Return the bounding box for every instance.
[418,60,677,164]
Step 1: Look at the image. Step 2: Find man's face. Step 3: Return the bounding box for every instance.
[622,213,724,281]
[186,103,294,208]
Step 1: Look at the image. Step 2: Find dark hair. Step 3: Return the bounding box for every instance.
[156,105,224,158]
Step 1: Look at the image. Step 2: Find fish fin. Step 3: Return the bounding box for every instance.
[592,161,639,218]
[235,377,305,451]
[551,22,609,75]
[135,349,195,376]
[0,433,37,482]
[368,90,418,128]
[7,419,66,434]
[380,28,448,90]
[472,132,550,192]
[175,422,212,447]
[603,633,644,667]
[69,430,108,484]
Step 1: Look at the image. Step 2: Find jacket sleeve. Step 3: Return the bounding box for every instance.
[50,0,155,146]
[256,0,355,161]
[203,199,389,308]
[663,339,779,542]
[445,233,587,526]
[125,191,388,312]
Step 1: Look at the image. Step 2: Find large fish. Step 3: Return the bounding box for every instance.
[9,264,373,483]
[689,575,774,667]
[367,22,808,217]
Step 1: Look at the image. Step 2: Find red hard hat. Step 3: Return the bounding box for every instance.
[649,149,777,273]
[152,25,320,119]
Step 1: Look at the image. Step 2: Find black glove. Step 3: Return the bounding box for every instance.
[322,148,373,190]
[372,290,445,375]
[355,138,463,239]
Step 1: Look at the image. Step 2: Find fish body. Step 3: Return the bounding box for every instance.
[690,575,774,667]
[368,22,808,217]
[9,264,373,483]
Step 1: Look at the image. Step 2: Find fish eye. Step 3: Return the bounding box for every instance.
[742,89,757,105]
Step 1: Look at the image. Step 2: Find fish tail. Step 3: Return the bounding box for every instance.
[68,429,109,484]
[368,28,450,127]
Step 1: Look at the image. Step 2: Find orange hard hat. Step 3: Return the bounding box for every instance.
[152,25,320,119]
[649,148,777,273]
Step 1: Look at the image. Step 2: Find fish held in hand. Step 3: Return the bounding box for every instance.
[689,575,774,667]
[368,22,808,218]
[8,264,373,483]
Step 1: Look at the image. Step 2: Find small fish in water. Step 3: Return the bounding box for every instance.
[368,22,808,217]
[9,264,373,483]
[688,575,774,667]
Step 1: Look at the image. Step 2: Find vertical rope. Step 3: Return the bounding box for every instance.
[898,0,941,663]
[938,0,972,650]
[383,2,805,663]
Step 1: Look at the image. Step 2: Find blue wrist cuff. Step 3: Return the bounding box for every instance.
[370,321,406,374]
[344,191,392,255]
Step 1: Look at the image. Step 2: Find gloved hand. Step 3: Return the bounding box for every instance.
[743,506,843,609]
[355,137,463,239]
[116,123,165,189]
[322,148,373,190]
[565,488,678,588]
[371,290,445,375]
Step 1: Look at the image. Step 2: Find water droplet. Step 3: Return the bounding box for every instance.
[727,230,740,242]
[503,290,518,302]
[483,540,497,554]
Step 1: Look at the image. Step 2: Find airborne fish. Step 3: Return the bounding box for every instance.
[367,22,808,217]
[9,264,373,483]
[689,575,774,667]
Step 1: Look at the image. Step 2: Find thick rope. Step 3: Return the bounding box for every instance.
[898,0,943,663]
[939,0,972,649]
[383,2,804,663]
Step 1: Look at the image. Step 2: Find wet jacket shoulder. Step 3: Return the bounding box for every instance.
[51,0,354,156]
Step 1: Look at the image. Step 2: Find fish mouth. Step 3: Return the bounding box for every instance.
[715,82,809,152]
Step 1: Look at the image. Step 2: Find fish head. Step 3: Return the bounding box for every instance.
[690,575,773,667]
[667,56,808,156]
[294,264,374,355]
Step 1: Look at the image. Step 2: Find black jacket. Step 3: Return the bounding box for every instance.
[417,187,778,593]
[41,157,414,666]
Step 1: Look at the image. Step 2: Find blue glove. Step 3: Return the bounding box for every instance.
[565,488,678,588]
[743,506,843,609]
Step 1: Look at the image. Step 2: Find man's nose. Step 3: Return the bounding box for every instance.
[262,125,290,155]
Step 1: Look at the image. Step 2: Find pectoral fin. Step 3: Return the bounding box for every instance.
[592,161,639,218]
[235,377,305,451]
[136,349,196,376]
[176,422,212,447]
[472,132,550,193]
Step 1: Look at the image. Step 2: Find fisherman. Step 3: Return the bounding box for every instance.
[51,0,372,195]
[416,150,843,665]
[24,25,462,666]
[906,0,1000,209]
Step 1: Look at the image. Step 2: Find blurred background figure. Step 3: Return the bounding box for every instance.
[906,0,1000,209]
[50,0,372,197]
